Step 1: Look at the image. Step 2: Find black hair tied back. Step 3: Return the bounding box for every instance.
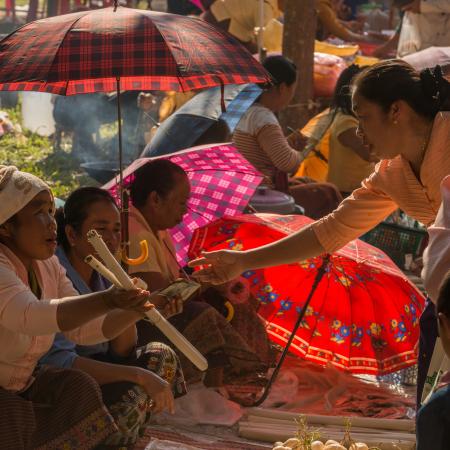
[420,65,450,114]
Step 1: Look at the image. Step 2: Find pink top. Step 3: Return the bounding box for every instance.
[312,112,450,253]
[0,243,107,392]
[422,175,450,303]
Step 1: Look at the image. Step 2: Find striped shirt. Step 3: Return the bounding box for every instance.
[233,104,303,188]
[312,112,450,253]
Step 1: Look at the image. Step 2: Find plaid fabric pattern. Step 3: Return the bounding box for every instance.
[221,83,262,132]
[0,7,270,95]
[104,144,263,265]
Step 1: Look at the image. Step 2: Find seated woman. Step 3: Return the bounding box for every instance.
[233,55,342,219]
[127,159,272,385]
[0,166,164,449]
[327,64,378,197]
[40,187,186,447]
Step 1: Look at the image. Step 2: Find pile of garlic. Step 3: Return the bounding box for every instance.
[272,438,369,450]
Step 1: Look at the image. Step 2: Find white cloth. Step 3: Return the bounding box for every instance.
[397,1,450,57]
[0,166,49,225]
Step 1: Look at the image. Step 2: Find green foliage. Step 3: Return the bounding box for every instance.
[0,104,97,199]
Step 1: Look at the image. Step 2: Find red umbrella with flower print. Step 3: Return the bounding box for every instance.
[189,213,426,379]
[0,3,271,259]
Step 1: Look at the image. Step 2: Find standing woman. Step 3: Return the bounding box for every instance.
[190,60,450,404]
[0,166,155,449]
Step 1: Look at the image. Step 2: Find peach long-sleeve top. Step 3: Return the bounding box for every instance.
[0,243,107,392]
[312,112,450,253]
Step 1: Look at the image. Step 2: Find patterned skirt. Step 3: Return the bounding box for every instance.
[97,341,187,449]
[4,366,118,450]
[137,300,272,383]
[1,343,185,450]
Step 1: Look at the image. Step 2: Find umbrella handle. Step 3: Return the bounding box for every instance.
[121,239,149,266]
[251,255,331,407]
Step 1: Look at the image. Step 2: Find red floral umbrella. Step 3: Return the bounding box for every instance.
[189,213,426,376]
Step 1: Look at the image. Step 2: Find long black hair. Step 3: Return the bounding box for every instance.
[56,187,117,252]
[331,64,364,116]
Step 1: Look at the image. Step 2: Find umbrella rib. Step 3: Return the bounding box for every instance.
[46,12,92,95]
[134,8,188,93]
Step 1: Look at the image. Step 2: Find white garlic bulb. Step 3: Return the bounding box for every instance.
[311,441,325,450]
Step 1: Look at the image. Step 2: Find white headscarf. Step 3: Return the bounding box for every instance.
[0,166,50,225]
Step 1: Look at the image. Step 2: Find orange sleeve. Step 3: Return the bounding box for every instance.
[311,167,398,252]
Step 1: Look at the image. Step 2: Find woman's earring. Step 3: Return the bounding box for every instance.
[393,120,398,125]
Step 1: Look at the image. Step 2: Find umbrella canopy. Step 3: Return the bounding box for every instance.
[189,214,426,375]
[0,6,270,95]
[143,83,262,157]
[103,144,264,264]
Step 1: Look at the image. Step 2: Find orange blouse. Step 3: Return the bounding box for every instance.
[312,112,450,253]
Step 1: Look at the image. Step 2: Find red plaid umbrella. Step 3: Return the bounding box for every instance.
[189,214,426,376]
[0,6,270,94]
[0,4,270,259]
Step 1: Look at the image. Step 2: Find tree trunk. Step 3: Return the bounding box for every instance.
[279,0,317,132]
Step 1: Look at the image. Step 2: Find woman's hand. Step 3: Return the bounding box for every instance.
[287,131,307,151]
[135,368,175,414]
[103,285,154,313]
[188,250,246,285]
[151,293,184,319]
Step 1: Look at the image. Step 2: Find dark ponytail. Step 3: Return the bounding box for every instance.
[56,187,117,252]
[352,60,450,119]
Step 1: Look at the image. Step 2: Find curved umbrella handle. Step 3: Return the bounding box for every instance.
[122,239,149,266]
[224,301,235,322]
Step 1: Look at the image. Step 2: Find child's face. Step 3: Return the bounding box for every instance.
[0,190,57,266]
[438,312,450,357]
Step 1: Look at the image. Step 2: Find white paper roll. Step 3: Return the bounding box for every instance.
[86,230,208,372]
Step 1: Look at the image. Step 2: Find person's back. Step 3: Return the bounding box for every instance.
[203,0,281,52]
[233,103,294,187]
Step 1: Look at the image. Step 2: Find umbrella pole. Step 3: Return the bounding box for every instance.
[116,76,129,269]
[251,255,330,407]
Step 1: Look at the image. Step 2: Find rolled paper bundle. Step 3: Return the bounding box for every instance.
[85,255,122,287]
[86,230,208,372]
[87,230,135,290]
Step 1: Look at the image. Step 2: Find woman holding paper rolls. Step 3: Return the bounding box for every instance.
[39,186,187,447]
[0,167,172,450]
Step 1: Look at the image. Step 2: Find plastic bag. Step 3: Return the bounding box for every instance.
[313,52,347,98]
[397,12,422,58]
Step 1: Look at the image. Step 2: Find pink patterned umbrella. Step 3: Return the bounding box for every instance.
[103,143,263,264]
